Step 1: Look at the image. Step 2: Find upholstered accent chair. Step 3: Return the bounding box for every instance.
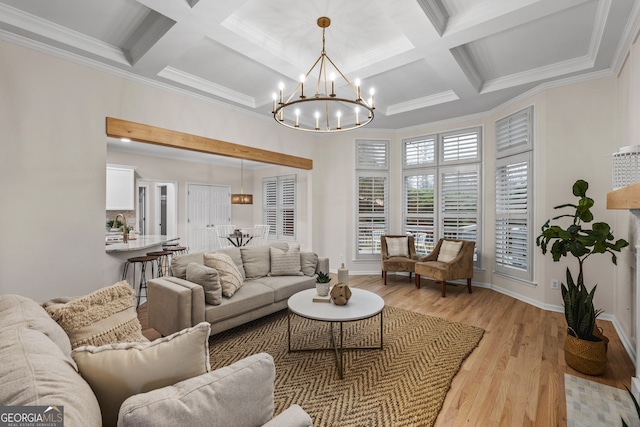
[380,235,418,286]
[414,238,475,297]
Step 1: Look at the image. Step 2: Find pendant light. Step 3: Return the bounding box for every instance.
[231,159,253,204]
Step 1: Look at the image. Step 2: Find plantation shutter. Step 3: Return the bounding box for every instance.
[357,139,389,169]
[441,129,479,163]
[357,173,388,255]
[495,152,533,280]
[403,136,436,167]
[494,106,534,282]
[279,175,296,239]
[263,178,277,238]
[496,106,533,158]
[262,174,296,240]
[440,165,480,265]
[403,172,436,254]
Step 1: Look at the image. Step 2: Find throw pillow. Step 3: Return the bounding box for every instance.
[118,353,275,427]
[217,247,246,279]
[44,281,143,349]
[170,252,205,279]
[240,245,271,278]
[72,322,211,427]
[204,252,244,297]
[270,244,303,276]
[186,262,222,305]
[386,237,409,258]
[437,240,464,262]
[300,252,319,276]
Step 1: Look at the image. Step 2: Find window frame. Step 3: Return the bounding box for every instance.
[355,139,390,260]
[494,106,534,282]
[401,127,482,267]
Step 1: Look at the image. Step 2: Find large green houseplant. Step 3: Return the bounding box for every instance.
[536,179,628,374]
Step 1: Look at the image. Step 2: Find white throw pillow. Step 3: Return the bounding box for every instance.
[437,240,463,262]
[270,244,303,276]
[203,252,244,297]
[72,322,211,427]
[386,237,409,258]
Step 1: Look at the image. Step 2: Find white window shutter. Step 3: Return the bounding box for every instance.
[495,153,532,280]
[496,106,533,159]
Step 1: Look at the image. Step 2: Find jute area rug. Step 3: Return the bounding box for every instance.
[208,306,484,427]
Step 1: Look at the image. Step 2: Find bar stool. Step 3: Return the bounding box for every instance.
[164,245,188,255]
[146,250,173,277]
[121,255,158,307]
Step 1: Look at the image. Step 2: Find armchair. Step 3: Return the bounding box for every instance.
[380,235,418,286]
[414,238,475,297]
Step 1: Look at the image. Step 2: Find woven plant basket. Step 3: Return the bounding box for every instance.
[565,328,607,375]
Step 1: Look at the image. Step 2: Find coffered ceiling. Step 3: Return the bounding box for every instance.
[0,0,638,130]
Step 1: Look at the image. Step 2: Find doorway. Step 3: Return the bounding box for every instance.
[187,183,231,252]
[136,179,177,237]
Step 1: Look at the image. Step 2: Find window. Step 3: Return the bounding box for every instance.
[356,139,389,258]
[403,128,482,265]
[495,106,533,282]
[262,174,296,241]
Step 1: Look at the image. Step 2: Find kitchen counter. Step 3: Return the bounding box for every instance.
[105,235,179,253]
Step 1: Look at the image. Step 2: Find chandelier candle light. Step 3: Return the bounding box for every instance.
[272,17,375,132]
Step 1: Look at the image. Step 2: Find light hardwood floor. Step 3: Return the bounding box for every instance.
[138,273,636,426]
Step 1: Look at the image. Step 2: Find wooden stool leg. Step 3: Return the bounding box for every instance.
[440,280,446,297]
[467,278,473,294]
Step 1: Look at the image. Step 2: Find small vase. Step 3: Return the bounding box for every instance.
[316,282,330,297]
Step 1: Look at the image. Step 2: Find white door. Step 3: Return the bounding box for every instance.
[187,184,230,252]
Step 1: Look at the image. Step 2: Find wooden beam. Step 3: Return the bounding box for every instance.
[106,117,313,170]
[607,183,640,209]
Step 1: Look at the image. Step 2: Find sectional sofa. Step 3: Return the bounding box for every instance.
[147,241,329,336]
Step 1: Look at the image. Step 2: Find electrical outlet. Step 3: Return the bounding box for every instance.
[551,279,559,290]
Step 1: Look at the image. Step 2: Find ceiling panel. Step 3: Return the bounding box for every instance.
[464,1,598,81]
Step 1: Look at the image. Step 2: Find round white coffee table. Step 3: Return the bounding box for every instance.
[287,288,385,378]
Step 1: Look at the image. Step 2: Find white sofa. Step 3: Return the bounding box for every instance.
[147,242,329,336]
[0,293,312,427]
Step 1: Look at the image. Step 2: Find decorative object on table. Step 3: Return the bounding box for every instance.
[315,271,331,297]
[536,179,628,375]
[330,283,351,306]
[338,261,349,285]
[312,294,331,303]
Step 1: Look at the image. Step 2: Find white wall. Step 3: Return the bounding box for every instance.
[0,39,315,301]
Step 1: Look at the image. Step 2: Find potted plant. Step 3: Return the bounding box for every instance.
[536,179,628,375]
[316,271,332,297]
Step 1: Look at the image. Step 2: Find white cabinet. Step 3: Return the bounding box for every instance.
[106,165,135,210]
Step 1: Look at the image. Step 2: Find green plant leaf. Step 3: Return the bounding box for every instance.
[573,179,589,197]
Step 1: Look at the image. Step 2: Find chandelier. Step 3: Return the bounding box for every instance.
[272,17,375,133]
